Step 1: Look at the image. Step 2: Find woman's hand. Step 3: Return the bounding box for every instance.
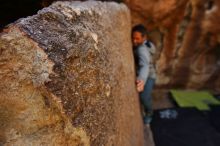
[136,79,144,92]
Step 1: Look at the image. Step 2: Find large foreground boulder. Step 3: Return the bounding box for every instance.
[0,1,144,146]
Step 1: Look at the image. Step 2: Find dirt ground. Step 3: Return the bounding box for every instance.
[152,89,174,110]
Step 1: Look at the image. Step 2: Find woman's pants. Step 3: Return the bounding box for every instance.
[140,77,155,117]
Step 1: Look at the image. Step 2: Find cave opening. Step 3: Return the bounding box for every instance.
[205,0,214,10]
[0,0,55,31]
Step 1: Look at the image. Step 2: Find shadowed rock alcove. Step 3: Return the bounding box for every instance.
[0,0,43,30]
[125,0,220,92]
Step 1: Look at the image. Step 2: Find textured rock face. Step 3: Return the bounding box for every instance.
[0,1,144,146]
[125,0,220,91]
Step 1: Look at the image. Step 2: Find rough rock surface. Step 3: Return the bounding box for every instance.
[0,1,144,146]
[125,0,220,91]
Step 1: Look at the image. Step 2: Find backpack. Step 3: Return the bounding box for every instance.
[145,41,156,65]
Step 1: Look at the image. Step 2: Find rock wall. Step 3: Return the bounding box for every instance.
[0,1,144,146]
[125,0,220,92]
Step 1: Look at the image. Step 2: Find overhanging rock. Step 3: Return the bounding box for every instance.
[0,1,144,146]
